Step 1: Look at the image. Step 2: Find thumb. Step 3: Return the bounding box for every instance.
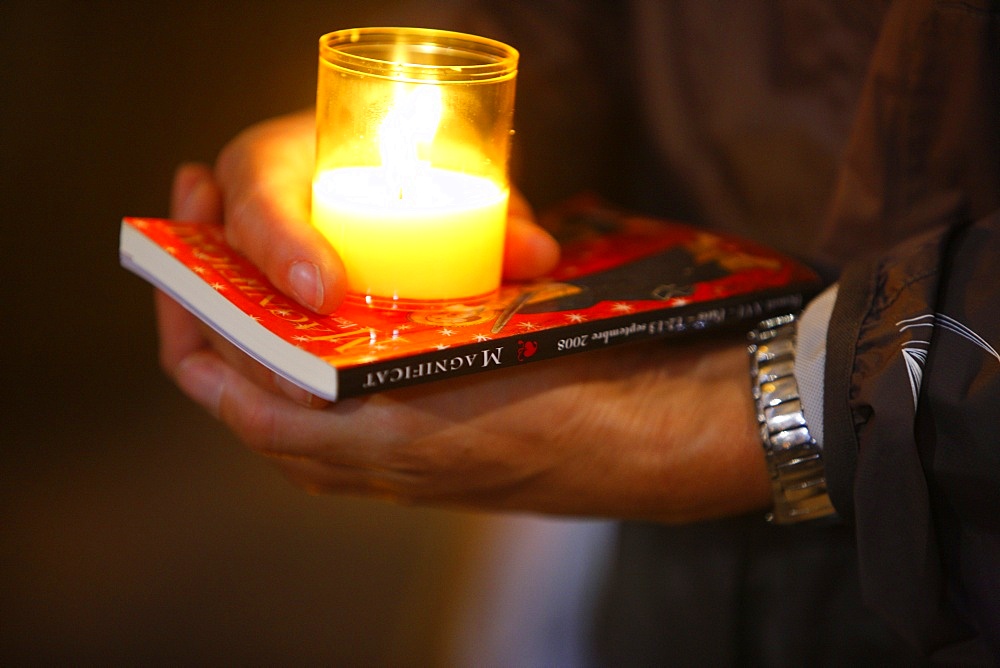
[503,190,560,280]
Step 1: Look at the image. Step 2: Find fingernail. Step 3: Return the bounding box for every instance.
[289,261,324,312]
[175,352,225,417]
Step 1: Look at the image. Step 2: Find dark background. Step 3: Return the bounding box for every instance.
[1,2,498,663]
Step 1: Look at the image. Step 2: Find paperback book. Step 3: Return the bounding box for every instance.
[120,196,821,401]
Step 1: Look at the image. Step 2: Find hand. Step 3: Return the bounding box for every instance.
[158,125,772,524]
[210,110,561,314]
[175,337,770,523]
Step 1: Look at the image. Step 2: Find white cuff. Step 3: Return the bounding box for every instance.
[794,284,838,450]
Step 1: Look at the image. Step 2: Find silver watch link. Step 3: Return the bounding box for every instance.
[748,314,839,524]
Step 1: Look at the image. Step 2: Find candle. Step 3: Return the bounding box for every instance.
[312,166,508,301]
[311,27,518,306]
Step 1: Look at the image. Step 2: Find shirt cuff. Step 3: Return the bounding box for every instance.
[794,284,839,450]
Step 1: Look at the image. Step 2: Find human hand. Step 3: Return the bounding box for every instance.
[163,299,770,523]
[210,110,561,314]
[158,126,771,524]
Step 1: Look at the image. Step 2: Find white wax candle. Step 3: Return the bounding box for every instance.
[312,166,508,302]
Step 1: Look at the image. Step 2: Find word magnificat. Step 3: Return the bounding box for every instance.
[361,347,505,389]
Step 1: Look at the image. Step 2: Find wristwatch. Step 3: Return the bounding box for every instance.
[748,314,839,524]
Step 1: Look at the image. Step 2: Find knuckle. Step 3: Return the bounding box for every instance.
[220,390,282,453]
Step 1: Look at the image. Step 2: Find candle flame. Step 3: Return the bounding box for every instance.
[379,85,444,200]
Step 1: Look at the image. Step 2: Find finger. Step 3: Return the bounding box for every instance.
[215,111,347,314]
[200,324,330,410]
[171,349,228,419]
[269,457,394,499]
[503,215,561,280]
[155,290,210,374]
[158,163,226,374]
[170,162,223,222]
[166,160,327,407]
[503,190,560,280]
[159,285,330,409]
[172,347,381,461]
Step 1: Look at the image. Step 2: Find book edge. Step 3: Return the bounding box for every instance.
[334,284,813,395]
[119,220,341,401]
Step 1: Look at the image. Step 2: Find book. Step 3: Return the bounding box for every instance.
[119,195,821,401]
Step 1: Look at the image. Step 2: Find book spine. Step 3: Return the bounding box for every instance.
[335,287,812,398]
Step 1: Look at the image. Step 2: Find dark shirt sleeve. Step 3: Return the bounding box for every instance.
[822,0,1000,658]
[826,209,1000,659]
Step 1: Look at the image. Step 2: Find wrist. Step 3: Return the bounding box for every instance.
[647,340,772,523]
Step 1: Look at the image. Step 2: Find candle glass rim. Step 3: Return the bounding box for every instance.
[319,27,518,83]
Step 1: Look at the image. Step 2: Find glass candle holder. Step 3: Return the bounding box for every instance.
[312,27,518,307]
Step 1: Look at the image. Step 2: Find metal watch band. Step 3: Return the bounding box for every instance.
[748,314,839,524]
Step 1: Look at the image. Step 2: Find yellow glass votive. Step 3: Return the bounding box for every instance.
[312,27,519,307]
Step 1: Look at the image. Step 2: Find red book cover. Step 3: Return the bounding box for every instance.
[120,196,821,400]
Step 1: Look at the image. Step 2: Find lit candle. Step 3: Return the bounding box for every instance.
[312,168,508,302]
[311,28,518,306]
